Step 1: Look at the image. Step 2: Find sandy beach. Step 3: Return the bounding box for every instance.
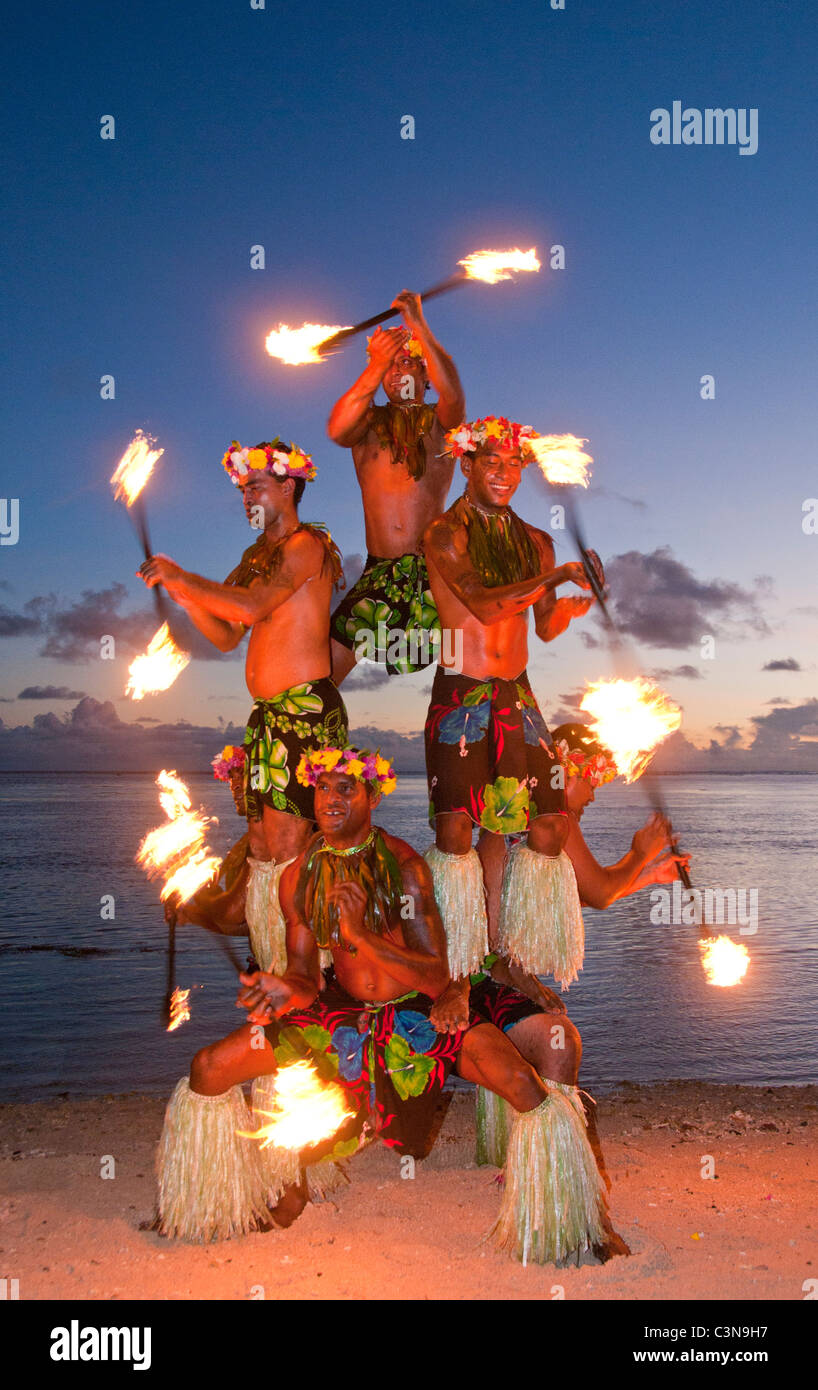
[2,1081,815,1302]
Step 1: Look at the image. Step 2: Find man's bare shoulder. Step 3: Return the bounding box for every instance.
[380,831,433,893]
[521,517,555,562]
[422,503,465,556]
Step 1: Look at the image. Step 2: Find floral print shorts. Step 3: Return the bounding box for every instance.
[331,551,440,675]
[424,667,565,833]
[243,679,348,821]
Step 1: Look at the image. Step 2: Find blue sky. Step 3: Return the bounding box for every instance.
[2,0,817,767]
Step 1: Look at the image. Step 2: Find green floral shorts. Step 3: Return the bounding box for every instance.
[331,551,440,675]
[243,679,348,821]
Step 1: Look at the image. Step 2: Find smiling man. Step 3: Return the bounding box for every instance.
[421,418,595,1031]
[152,749,615,1265]
[327,289,465,679]
[138,438,347,973]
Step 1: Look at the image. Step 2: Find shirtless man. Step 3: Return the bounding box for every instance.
[138,438,346,974]
[420,417,595,1031]
[153,748,618,1264]
[328,290,465,679]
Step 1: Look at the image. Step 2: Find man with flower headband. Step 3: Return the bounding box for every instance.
[139,438,348,976]
[421,417,597,1022]
[153,745,619,1266]
[327,289,465,678]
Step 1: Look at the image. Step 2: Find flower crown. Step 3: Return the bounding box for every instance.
[555,738,618,787]
[221,438,316,487]
[445,417,540,462]
[211,744,246,782]
[367,333,426,364]
[296,746,397,795]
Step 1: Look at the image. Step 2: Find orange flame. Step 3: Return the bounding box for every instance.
[264,322,352,366]
[529,434,593,487]
[166,985,191,1032]
[580,677,682,782]
[240,1060,356,1151]
[125,622,190,701]
[698,935,750,987]
[457,246,541,284]
[138,770,220,904]
[110,430,164,506]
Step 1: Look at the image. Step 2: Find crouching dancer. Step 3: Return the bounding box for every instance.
[152,748,615,1265]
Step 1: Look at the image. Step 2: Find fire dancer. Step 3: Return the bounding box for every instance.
[154,749,621,1265]
[469,723,688,1174]
[421,418,594,1031]
[138,439,347,975]
[327,290,465,679]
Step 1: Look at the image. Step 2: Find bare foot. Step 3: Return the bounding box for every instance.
[430,978,471,1033]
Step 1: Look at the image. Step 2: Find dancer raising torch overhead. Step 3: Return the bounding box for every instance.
[328,290,465,678]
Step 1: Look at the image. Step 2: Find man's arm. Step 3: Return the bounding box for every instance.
[424,516,585,626]
[393,291,465,429]
[138,530,323,628]
[329,857,450,997]
[180,601,246,653]
[326,326,407,447]
[566,811,673,910]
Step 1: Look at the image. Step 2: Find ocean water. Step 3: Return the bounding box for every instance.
[0,772,816,1101]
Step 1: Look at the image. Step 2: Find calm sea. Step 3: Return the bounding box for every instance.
[1,772,816,1101]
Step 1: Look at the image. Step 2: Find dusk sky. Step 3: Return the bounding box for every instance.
[3,0,816,771]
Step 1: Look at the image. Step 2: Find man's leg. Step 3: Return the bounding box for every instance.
[496,811,584,990]
[476,829,506,944]
[426,812,489,1029]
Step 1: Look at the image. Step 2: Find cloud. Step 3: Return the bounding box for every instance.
[762,658,801,672]
[601,547,771,649]
[651,665,703,681]
[766,697,791,706]
[343,663,390,691]
[0,582,242,664]
[18,685,86,700]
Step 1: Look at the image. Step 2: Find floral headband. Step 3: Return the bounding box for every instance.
[211,744,246,782]
[296,746,397,795]
[221,438,316,487]
[445,416,540,462]
[367,333,427,365]
[555,738,618,787]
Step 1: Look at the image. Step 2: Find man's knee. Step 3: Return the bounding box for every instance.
[435,813,473,855]
[189,1043,225,1096]
[528,812,569,856]
[504,1055,548,1113]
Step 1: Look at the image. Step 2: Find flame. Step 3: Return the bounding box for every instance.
[161,847,221,903]
[698,935,750,988]
[111,430,164,506]
[529,434,593,488]
[166,985,191,1032]
[457,246,541,284]
[240,1060,356,1151]
[125,622,190,701]
[138,769,219,904]
[580,677,682,782]
[264,322,352,365]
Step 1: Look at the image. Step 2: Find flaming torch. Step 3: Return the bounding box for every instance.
[528,433,615,630]
[265,247,541,364]
[111,431,191,700]
[240,1060,356,1152]
[138,770,222,1028]
[698,935,750,988]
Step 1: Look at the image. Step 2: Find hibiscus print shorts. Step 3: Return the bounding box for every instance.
[331,551,440,675]
[424,667,565,834]
[243,678,348,821]
[263,970,477,1159]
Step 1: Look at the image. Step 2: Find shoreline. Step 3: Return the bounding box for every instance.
[3,1080,815,1301]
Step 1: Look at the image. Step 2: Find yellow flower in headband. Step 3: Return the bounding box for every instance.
[345,758,365,779]
[248,449,268,470]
